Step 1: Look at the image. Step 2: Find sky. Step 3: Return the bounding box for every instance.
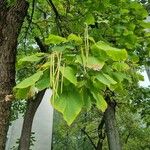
[139,69,150,87]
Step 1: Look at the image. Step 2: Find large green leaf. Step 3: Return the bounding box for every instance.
[53,89,83,125]
[110,72,127,82]
[52,45,74,52]
[92,92,107,112]
[68,33,83,45]
[76,55,105,71]
[112,62,130,71]
[96,73,117,87]
[91,41,127,61]
[45,34,67,45]
[85,14,95,25]
[60,66,77,85]
[18,53,45,64]
[35,69,50,90]
[15,71,43,89]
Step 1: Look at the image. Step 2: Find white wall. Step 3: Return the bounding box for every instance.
[139,69,150,87]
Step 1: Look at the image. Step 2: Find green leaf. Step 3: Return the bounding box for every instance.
[112,62,130,71]
[129,54,139,63]
[140,22,150,29]
[52,45,74,52]
[92,79,106,90]
[45,34,67,45]
[68,33,83,45]
[110,72,127,82]
[81,88,92,111]
[15,71,43,89]
[53,89,83,125]
[85,14,95,25]
[18,53,45,64]
[14,87,30,99]
[91,41,127,61]
[92,92,107,112]
[36,69,50,90]
[60,66,77,85]
[76,55,105,71]
[96,73,117,87]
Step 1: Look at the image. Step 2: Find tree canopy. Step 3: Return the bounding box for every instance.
[1,0,150,149]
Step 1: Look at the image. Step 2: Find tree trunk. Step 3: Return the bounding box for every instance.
[104,101,121,150]
[18,90,45,150]
[0,1,28,149]
[18,37,48,150]
[96,115,105,150]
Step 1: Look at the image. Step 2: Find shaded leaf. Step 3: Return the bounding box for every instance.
[15,71,43,89]
[36,69,50,90]
[18,53,45,64]
[96,73,117,87]
[92,92,107,112]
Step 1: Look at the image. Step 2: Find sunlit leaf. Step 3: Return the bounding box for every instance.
[60,66,77,85]
[53,89,83,125]
[76,55,105,71]
[91,41,127,61]
[68,33,83,45]
[45,34,67,45]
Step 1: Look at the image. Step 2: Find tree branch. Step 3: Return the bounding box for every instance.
[96,115,105,150]
[34,37,48,53]
[24,0,36,49]
[81,129,97,150]
[47,0,64,36]
[48,0,59,18]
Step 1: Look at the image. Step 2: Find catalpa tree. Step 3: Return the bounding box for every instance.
[11,0,150,149]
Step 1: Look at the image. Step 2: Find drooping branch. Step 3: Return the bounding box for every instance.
[96,115,105,150]
[81,128,97,150]
[24,0,36,48]
[47,0,64,36]
[125,132,131,144]
[34,37,48,53]
[48,0,60,18]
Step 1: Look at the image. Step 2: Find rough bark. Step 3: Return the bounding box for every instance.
[18,90,45,150]
[104,100,121,150]
[0,1,28,149]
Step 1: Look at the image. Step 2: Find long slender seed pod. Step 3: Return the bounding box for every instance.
[55,52,62,96]
[61,63,65,94]
[84,23,89,63]
[81,47,86,73]
[52,53,55,102]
